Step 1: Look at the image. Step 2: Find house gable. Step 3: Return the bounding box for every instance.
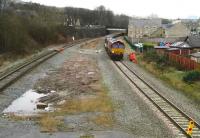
[165,23,190,38]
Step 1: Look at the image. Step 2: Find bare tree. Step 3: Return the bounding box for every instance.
[0,0,10,13]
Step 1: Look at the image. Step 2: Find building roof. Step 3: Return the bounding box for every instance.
[190,52,200,57]
[154,46,169,49]
[163,22,189,31]
[129,18,162,28]
[171,42,184,47]
[162,24,174,29]
[186,35,200,48]
[170,41,191,48]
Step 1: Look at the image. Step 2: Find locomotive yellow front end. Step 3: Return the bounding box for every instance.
[111,47,124,59]
[110,40,125,60]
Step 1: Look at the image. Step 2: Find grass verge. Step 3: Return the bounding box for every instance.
[137,54,200,103]
[91,114,114,128]
[39,116,64,132]
[57,90,113,115]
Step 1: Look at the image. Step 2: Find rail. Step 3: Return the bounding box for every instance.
[113,61,200,138]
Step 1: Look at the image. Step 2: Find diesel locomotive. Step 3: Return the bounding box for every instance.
[105,37,125,60]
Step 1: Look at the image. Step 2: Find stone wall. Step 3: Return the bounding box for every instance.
[65,26,106,39]
[75,27,106,38]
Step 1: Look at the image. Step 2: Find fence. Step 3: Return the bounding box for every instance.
[124,36,144,52]
[124,36,200,71]
[124,36,135,50]
[168,53,200,70]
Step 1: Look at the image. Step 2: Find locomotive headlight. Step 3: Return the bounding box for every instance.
[112,50,114,53]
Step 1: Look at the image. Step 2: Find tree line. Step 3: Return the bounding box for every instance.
[63,5,129,28]
[0,0,129,55]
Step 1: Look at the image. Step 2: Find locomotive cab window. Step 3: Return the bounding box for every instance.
[112,42,125,48]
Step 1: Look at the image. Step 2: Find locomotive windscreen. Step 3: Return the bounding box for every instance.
[112,42,125,48]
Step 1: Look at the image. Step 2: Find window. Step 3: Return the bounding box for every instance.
[112,42,125,48]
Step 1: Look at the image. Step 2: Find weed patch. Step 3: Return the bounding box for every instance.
[92,114,114,127]
[38,116,64,132]
[58,89,114,114]
[80,134,94,138]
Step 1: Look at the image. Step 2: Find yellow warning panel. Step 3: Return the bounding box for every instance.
[187,120,195,136]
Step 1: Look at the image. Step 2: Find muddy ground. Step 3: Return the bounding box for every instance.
[0,38,173,138]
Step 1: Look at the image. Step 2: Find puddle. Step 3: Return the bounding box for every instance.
[3,89,46,116]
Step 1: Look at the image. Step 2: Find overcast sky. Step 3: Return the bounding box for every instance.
[22,0,200,19]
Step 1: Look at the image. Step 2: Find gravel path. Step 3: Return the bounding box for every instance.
[123,60,200,125]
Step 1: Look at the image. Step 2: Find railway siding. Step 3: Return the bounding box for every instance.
[0,39,89,92]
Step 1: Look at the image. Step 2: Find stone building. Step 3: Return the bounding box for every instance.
[128,18,162,39]
[197,20,200,35]
[164,22,190,38]
[186,35,200,52]
[181,19,200,35]
[150,27,165,38]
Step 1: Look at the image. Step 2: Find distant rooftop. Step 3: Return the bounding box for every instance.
[129,18,162,27]
[171,41,191,48]
[162,24,173,29]
[186,35,200,48]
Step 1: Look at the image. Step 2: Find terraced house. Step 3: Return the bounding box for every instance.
[164,21,190,38]
[197,20,200,34]
[128,18,162,40]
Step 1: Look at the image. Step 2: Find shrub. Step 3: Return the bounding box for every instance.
[143,50,158,62]
[0,12,65,55]
[143,50,168,70]
[183,71,200,83]
[143,42,155,47]
[0,14,29,54]
[143,42,155,51]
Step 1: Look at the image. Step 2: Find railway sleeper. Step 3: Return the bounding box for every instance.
[192,132,200,136]
[164,110,181,115]
[154,101,168,105]
[151,98,163,101]
[148,95,161,98]
[172,117,188,121]
[167,111,182,115]
[156,104,172,108]
[172,117,188,120]
[161,108,175,112]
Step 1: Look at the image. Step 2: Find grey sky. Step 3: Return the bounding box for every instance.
[22,0,200,19]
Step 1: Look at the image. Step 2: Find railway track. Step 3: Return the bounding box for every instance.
[0,39,88,92]
[114,61,200,138]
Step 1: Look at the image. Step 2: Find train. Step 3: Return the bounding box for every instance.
[105,36,125,60]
